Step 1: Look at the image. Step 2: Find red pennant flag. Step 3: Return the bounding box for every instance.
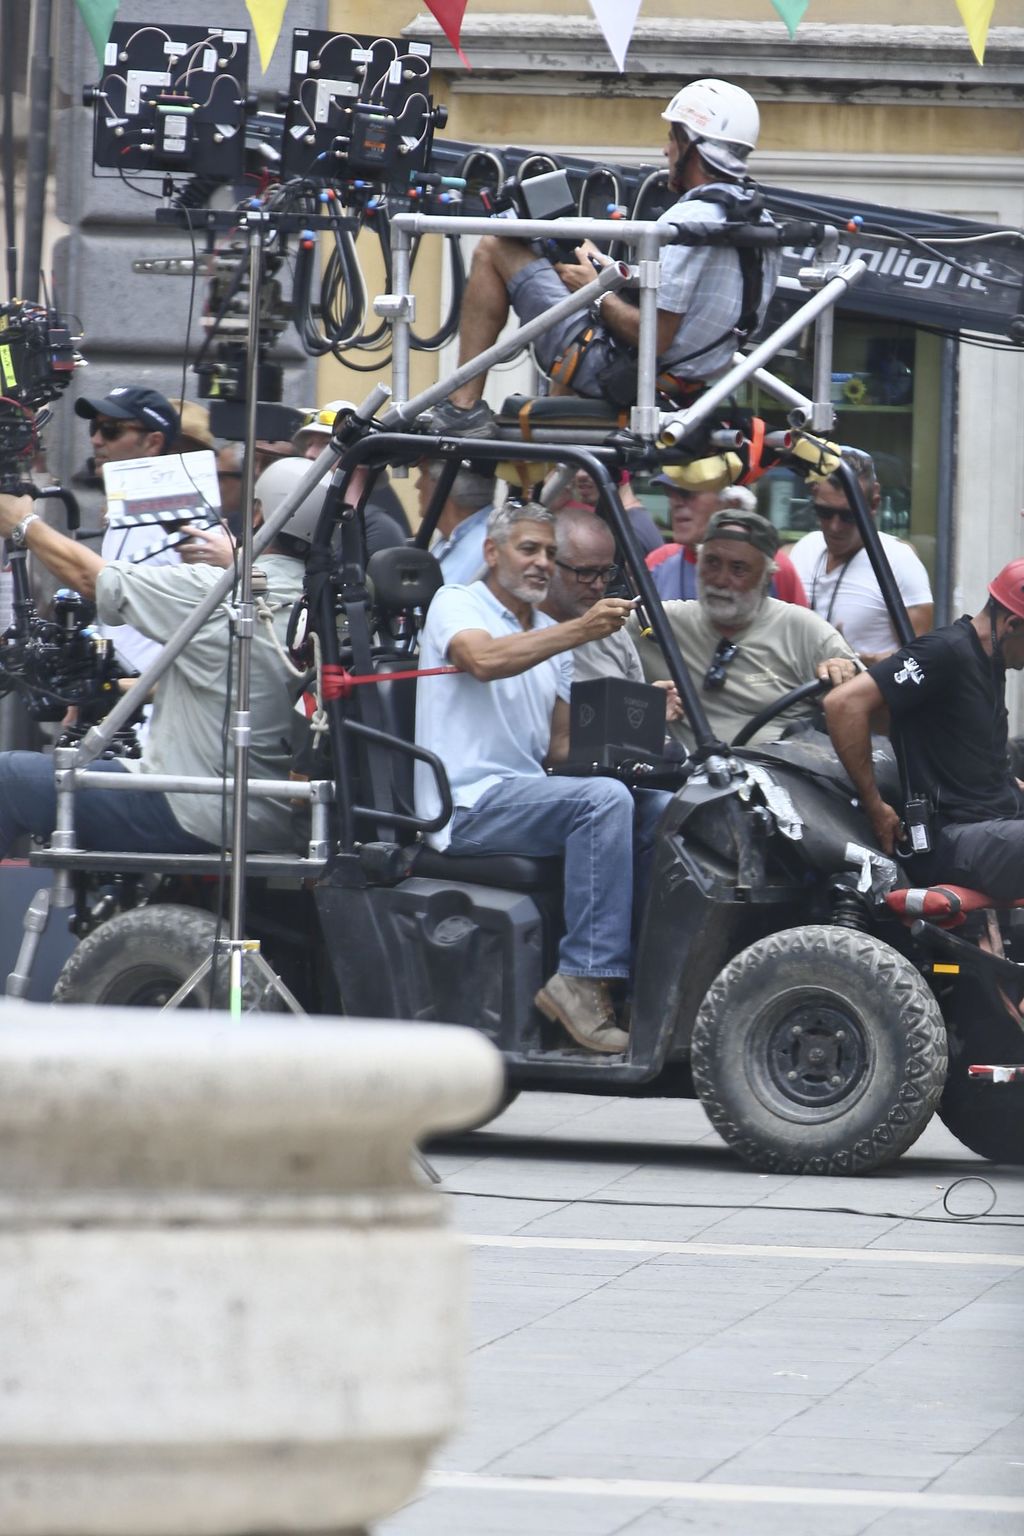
[426,1,471,68]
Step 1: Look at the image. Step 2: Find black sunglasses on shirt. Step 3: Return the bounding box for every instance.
[703,637,739,691]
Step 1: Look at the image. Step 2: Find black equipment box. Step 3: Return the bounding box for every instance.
[567,678,666,769]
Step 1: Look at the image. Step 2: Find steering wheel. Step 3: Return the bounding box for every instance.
[729,677,829,749]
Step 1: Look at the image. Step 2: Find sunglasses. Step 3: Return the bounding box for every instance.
[555,558,619,586]
[812,503,857,525]
[703,637,739,691]
[91,418,146,442]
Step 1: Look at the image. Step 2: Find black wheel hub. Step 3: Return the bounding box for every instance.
[764,1001,869,1107]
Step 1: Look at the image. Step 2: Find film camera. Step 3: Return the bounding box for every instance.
[0,298,76,493]
[492,165,581,265]
[0,301,130,745]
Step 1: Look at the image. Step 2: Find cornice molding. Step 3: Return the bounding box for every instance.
[403,15,1024,98]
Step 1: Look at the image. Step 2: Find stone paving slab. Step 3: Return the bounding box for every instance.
[383,1093,1024,1535]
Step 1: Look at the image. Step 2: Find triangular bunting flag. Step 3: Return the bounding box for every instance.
[75,0,121,65]
[245,0,289,75]
[587,0,643,72]
[426,1,471,68]
[771,0,810,39]
[955,0,996,64]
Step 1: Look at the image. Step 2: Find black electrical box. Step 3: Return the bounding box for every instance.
[567,677,666,769]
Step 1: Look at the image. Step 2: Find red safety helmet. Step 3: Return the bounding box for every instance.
[988,560,1024,621]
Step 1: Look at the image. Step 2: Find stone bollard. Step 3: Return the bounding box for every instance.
[0,1006,503,1536]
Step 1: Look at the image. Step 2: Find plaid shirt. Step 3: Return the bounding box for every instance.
[656,188,782,380]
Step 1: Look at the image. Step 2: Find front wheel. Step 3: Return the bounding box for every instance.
[691,925,947,1175]
[52,904,285,1011]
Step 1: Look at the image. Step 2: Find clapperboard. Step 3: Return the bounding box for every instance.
[102,450,222,563]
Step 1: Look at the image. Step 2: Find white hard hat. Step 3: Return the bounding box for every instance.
[254,457,330,547]
[662,79,759,179]
[292,399,356,443]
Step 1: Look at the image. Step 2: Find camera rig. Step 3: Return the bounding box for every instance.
[0,297,77,494]
[0,300,128,747]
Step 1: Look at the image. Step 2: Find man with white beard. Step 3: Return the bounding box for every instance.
[414,501,673,1055]
[629,508,859,753]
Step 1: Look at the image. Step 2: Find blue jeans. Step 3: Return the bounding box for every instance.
[0,752,216,859]
[448,775,673,979]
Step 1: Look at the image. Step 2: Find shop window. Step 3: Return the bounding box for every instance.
[749,315,942,584]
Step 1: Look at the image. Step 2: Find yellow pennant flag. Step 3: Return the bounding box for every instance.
[955,0,996,64]
[246,0,289,74]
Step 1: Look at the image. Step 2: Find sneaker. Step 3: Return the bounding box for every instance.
[420,398,498,438]
[535,973,630,1055]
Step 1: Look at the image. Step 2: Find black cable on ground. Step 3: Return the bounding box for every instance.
[442,1174,1023,1228]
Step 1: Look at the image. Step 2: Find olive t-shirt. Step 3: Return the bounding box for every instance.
[869,616,1021,826]
[629,597,856,752]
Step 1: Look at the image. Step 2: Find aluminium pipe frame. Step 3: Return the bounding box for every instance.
[386,211,844,440]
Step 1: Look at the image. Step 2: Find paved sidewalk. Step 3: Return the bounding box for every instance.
[383,1093,1024,1536]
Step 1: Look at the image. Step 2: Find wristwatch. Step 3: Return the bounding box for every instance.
[590,289,612,321]
[9,513,41,548]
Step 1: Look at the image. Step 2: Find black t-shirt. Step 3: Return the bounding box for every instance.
[869,616,1021,826]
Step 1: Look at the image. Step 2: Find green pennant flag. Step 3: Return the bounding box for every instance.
[76,0,121,65]
[771,0,809,38]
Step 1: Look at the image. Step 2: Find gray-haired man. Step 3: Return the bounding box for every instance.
[416,459,496,585]
[414,502,672,1054]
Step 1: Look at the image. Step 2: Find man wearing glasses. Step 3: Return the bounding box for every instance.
[75,387,181,676]
[542,510,681,731]
[630,508,858,752]
[787,448,932,665]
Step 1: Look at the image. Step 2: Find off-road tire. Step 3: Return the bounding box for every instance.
[938,1011,1024,1165]
[691,925,947,1175]
[52,904,285,1011]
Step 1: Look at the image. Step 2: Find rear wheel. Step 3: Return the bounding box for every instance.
[52,904,285,1011]
[691,925,947,1175]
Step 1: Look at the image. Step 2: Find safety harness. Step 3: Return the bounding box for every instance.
[550,181,771,403]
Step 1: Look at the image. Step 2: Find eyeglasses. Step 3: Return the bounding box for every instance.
[91,419,145,442]
[812,503,857,525]
[554,559,618,586]
[703,637,739,691]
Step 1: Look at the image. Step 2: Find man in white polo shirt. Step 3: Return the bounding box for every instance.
[414,501,672,1055]
[788,448,933,664]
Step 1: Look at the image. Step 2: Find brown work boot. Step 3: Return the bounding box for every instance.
[535,973,630,1054]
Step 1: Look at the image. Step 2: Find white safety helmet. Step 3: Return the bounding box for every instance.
[662,79,760,180]
[254,457,331,548]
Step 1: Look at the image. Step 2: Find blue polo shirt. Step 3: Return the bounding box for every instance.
[432,505,491,585]
[413,580,573,849]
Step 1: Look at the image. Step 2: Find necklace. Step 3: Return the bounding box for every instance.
[809,546,857,625]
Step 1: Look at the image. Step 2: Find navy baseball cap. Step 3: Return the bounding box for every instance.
[650,473,695,495]
[75,387,179,445]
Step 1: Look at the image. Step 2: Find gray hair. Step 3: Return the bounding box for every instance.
[486,500,555,545]
[422,458,495,512]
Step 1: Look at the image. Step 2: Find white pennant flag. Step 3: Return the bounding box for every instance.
[588,0,643,72]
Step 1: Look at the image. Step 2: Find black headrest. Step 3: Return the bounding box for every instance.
[367,545,444,613]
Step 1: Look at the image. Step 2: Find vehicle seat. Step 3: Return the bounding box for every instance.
[363,546,444,818]
[413,845,562,892]
[497,393,629,437]
[884,884,1024,929]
